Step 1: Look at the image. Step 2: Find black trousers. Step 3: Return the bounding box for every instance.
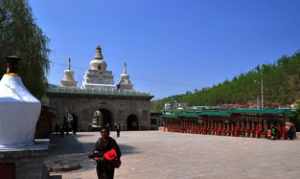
[96,163,115,179]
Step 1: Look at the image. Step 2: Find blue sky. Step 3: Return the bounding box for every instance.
[29,0,300,99]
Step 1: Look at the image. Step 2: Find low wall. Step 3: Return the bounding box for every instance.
[0,144,49,179]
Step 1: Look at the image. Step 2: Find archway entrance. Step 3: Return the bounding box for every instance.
[99,109,113,129]
[89,108,113,131]
[127,114,139,131]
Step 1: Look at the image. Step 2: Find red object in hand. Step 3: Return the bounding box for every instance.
[104,148,118,161]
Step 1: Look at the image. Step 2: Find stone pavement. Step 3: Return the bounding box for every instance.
[47,131,300,179]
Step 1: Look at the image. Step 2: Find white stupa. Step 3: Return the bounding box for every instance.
[117,62,134,91]
[81,46,115,90]
[60,57,77,87]
[0,56,41,148]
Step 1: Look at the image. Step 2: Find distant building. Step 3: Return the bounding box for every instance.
[189,106,221,110]
[164,101,187,111]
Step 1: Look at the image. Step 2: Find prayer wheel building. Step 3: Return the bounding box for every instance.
[161,108,296,139]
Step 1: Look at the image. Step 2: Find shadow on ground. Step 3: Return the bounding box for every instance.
[49,134,88,156]
[47,133,141,174]
[49,175,62,179]
[49,134,140,156]
[119,144,140,155]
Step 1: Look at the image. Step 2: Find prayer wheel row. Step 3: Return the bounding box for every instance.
[162,113,290,139]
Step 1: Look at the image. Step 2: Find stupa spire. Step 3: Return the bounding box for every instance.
[95,46,103,60]
[118,62,134,91]
[122,62,128,75]
[68,57,71,70]
[89,45,107,72]
[61,57,77,87]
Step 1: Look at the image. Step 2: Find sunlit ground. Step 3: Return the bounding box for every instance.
[48,131,300,179]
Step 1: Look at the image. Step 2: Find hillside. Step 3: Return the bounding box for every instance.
[152,51,300,111]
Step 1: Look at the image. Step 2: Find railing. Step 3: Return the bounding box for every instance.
[47,87,152,97]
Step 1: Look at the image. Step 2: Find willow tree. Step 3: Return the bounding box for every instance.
[0,0,50,98]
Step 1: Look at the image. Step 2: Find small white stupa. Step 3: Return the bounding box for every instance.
[117,62,134,91]
[60,57,77,87]
[0,56,41,148]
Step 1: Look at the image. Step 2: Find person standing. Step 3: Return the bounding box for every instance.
[63,115,69,135]
[89,127,122,179]
[54,123,60,134]
[116,123,121,138]
[71,113,78,135]
[288,124,296,140]
[271,124,279,140]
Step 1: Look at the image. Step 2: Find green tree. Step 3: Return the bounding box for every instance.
[153,51,300,111]
[0,0,50,98]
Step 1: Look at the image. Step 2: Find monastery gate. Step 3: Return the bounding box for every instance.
[47,87,153,131]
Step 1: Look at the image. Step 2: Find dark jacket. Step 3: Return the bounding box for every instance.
[89,136,121,179]
[90,137,122,161]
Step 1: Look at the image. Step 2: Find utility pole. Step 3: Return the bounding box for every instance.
[260,66,264,109]
[254,79,260,109]
[257,95,260,109]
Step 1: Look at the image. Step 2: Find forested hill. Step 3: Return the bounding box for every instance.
[152,51,300,111]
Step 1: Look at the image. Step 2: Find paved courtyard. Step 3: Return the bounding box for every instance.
[48,131,300,179]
